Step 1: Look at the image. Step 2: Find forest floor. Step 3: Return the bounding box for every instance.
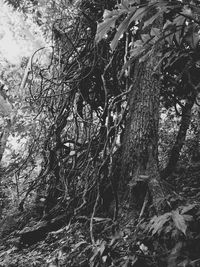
[1,162,200,266]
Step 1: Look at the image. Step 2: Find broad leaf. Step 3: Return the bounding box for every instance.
[165,30,174,46]
[163,20,174,34]
[149,213,171,236]
[181,204,197,214]
[139,50,152,63]
[130,45,145,59]
[129,6,147,25]
[121,0,129,10]
[141,34,150,43]
[150,27,160,37]
[185,25,200,49]
[182,215,193,222]
[129,0,140,4]
[143,12,161,29]
[95,10,120,43]
[110,12,133,51]
[120,41,144,74]
[172,210,187,236]
[173,15,185,45]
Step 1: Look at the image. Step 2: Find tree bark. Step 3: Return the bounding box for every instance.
[121,50,165,214]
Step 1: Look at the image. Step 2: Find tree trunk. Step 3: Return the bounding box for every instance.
[121,52,165,214]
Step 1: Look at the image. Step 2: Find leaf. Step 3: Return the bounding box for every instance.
[128,0,139,4]
[185,30,200,49]
[130,46,145,60]
[164,224,173,234]
[95,10,120,43]
[172,210,187,236]
[110,12,133,51]
[139,50,152,63]
[129,6,147,24]
[163,20,174,31]
[143,12,161,29]
[173,15,185,45]
[150,27,160,37]
[149,213,171,236]
[157,1,169,13]
[141,34,150,43]
[165,30,174,46]
[181,6,193,17]
[181,204,197,214]
[182,215,193,222]
[120,40,144,75]
[121,0,129,10]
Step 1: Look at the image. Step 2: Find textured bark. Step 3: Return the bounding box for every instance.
[122,50,165,213]
[161,95,195,179]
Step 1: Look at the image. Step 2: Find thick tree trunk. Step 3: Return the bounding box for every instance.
[122,52,165,213]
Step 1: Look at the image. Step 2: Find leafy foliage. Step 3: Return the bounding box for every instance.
[1,0,200,266]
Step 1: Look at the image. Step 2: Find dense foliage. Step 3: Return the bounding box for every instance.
[1,0,200,266]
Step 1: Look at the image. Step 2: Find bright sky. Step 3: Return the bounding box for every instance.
[0,0,45,65]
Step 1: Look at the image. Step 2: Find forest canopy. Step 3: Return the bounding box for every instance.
[1,0,200,266]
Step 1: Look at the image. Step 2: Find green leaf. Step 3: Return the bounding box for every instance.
[182,215,193,222]
[139,50,152,63]
[121,0,129,10]
[181,6,193,17]
[173,15,185,45]
[165,30,174,46]
[185,29,200,49]
[129,0,140,4]
[181,204,197,214]
[156,1,169,13]
[120,40,144,74]
[150,27,160,37]
[149,213,171,236]
[95,10,120,43]
[130,44,145,59]
[172,210,187,236]
[129,6,147,24]
[141,34,150,43]
[143,12,161,29]
[110,12,133,51]
[163,20,174,31]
